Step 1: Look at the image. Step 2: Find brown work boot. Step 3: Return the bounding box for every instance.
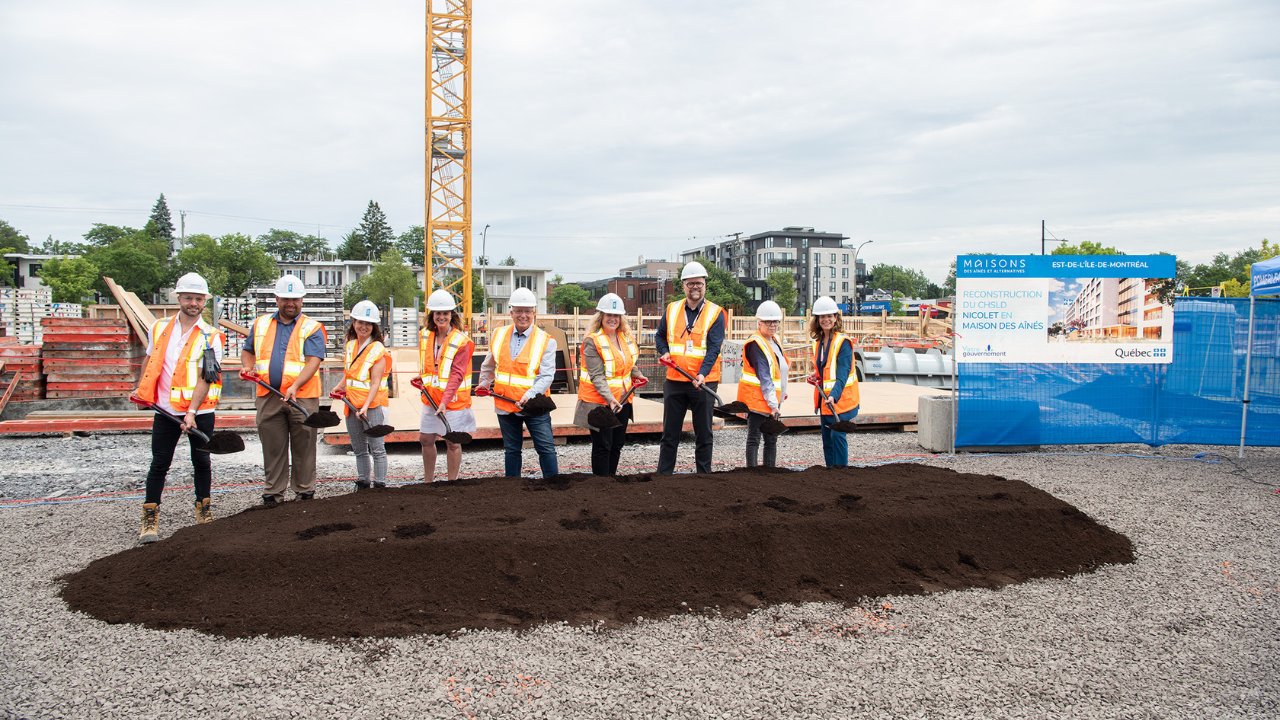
[194,497,213,524]
[139,503,159,544]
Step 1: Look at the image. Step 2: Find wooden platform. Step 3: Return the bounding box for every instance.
[0,411,258,435]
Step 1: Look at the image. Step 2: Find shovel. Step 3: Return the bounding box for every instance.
[409,377,473,444]
[239,369,342,428]
[586,377,648,429]
[128,394,245,454]
[657,356,749,415]
[329,389,396,438]
[808,376,859,433]
[474,384,556,416]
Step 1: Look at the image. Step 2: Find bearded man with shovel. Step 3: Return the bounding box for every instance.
[655,261,727,474]
[132,272,226,543]
[240,275,329,505]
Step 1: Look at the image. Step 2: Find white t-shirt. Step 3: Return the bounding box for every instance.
[145,319,224,415]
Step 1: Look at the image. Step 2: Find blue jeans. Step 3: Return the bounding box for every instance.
[497,412,559,477]
[820,407,859,466]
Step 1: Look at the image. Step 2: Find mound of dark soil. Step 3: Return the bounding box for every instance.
[60,465,1133,639]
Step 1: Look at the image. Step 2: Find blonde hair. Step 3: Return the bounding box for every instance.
[587,311,634,338]
[808,311,844,340]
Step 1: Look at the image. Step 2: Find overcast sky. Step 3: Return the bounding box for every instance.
[2,0,1277,283]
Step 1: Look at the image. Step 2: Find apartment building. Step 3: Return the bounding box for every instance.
[1064,277,1172,340]
[618,258,682,280]
[679,227,867,313]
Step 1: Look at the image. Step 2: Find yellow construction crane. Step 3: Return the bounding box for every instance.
[425,0,472,326]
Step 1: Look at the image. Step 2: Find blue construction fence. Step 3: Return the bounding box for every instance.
[957,297,1280,447]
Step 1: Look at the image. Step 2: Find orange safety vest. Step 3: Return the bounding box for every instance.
[577,329,637,405]
[138,316,224,412]
[250,314,327,398]
[737,332,782,415]
[813,332,859,415]
[490,323,550,413]
[663,299,724,382]
[343,339,392,416]
[419,327,474,411]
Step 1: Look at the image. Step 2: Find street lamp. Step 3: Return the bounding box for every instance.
[852,240,872,316]
[480,224,490,313]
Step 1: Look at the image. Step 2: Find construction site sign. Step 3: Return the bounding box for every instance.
[955,255,1177,364]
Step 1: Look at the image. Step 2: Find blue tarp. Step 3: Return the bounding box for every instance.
[957,298,1280,447]
[1252,256,1280,296]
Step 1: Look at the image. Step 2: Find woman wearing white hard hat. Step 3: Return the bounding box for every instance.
[808,296,859,466]
[737,300,790,467]
[418,288,477,482]
[331,300,393,489]
[573,292,647,475]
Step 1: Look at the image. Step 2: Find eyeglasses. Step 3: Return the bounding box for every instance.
[759,320,780,326]
[683,281,705,288]
[177,295,205,303]
[511,308,535,315]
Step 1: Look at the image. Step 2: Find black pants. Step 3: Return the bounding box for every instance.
[745,411,777,467]
[658,379,717,474]
[589,404,631,476]
[144,412,216,504]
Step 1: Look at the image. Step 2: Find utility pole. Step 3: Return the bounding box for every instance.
[1041,220,1066,255]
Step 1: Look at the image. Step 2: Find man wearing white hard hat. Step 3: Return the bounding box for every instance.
[418,288,477,482]
[240,274,328,504]
[655,260,727,474]
[332,300,393,489]
[573,292,647,475]
[478,286,560,477]
[131,272,226,543]
[737,300,790,467]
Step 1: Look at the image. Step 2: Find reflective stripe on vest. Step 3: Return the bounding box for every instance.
[577,329,637,405]
[812,333,859,415]
[664,299,724,382]
[343,339,391,415]
[491,324,549,413]
[139,316,224,412]
[419,327,474,411]
[252,314,326,398]
[737,333,781,415]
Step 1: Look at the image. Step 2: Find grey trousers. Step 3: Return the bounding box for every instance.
[346,405,388,485]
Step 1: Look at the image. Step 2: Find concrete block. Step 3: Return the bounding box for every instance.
[918,394,954,452]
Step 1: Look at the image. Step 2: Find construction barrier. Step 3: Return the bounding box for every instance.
[957,298,1280,447]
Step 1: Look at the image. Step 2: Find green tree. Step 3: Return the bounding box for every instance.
[1050,240,1124,256]
[0,219,31,287]
[470,270,487,313]
[83,223,168,264]
[298,234,332,260]
[499,255,517,266]
[167,233,276,297]
[673,258,751,309]
[890,291,906,316]
[83,223,134,247]
[149,194,176,246]
[37,256,101,303]
[342,248,421,309]
[870,264,933,298]
[395,225,425,266]
[357,201,395,260]
[90,238,164,297]
[40,235,84,255]
[336,228,368,261]
[258,229,304,260]
[766,270,797,314]
[549,283,593,313]
[1183,240,1279,296]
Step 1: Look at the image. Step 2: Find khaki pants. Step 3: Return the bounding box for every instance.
[256,393,319,498]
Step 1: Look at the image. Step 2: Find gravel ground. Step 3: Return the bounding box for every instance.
[1,427,1278,719]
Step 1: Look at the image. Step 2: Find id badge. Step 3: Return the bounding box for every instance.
[685,340,693,354]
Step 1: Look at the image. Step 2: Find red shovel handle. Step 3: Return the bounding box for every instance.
[410,377,426,391]
[474,385,491,397]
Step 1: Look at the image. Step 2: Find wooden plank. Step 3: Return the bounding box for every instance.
[46,381,136,391]
[101,276,155,343]
[0,373,22,417]
[219,318,251,336]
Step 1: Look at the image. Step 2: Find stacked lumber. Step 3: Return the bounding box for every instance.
[0,337,45,402]
[40,318,144,399]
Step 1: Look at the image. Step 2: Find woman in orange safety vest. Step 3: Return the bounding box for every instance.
[419,289,477,482]
[573,293,647,475]
[332,300,392,489]
[807,296,860,466]
[737,301,790,467]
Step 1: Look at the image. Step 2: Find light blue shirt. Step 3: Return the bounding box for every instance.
[479,326,558,415]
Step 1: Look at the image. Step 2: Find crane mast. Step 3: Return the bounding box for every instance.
[425,0,472,326]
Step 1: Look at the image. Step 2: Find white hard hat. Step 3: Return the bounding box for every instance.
[756,301,784,321]
[426,289,457,311]
[274,275,308,298]
[171,272,209,297]
[813,296,839,315]
[510,287,538,308]
[596,292,626,315]
[350,300,380,324]
[680,261,709,280]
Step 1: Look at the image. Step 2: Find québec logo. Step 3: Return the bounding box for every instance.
[1153,347,1167,358]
